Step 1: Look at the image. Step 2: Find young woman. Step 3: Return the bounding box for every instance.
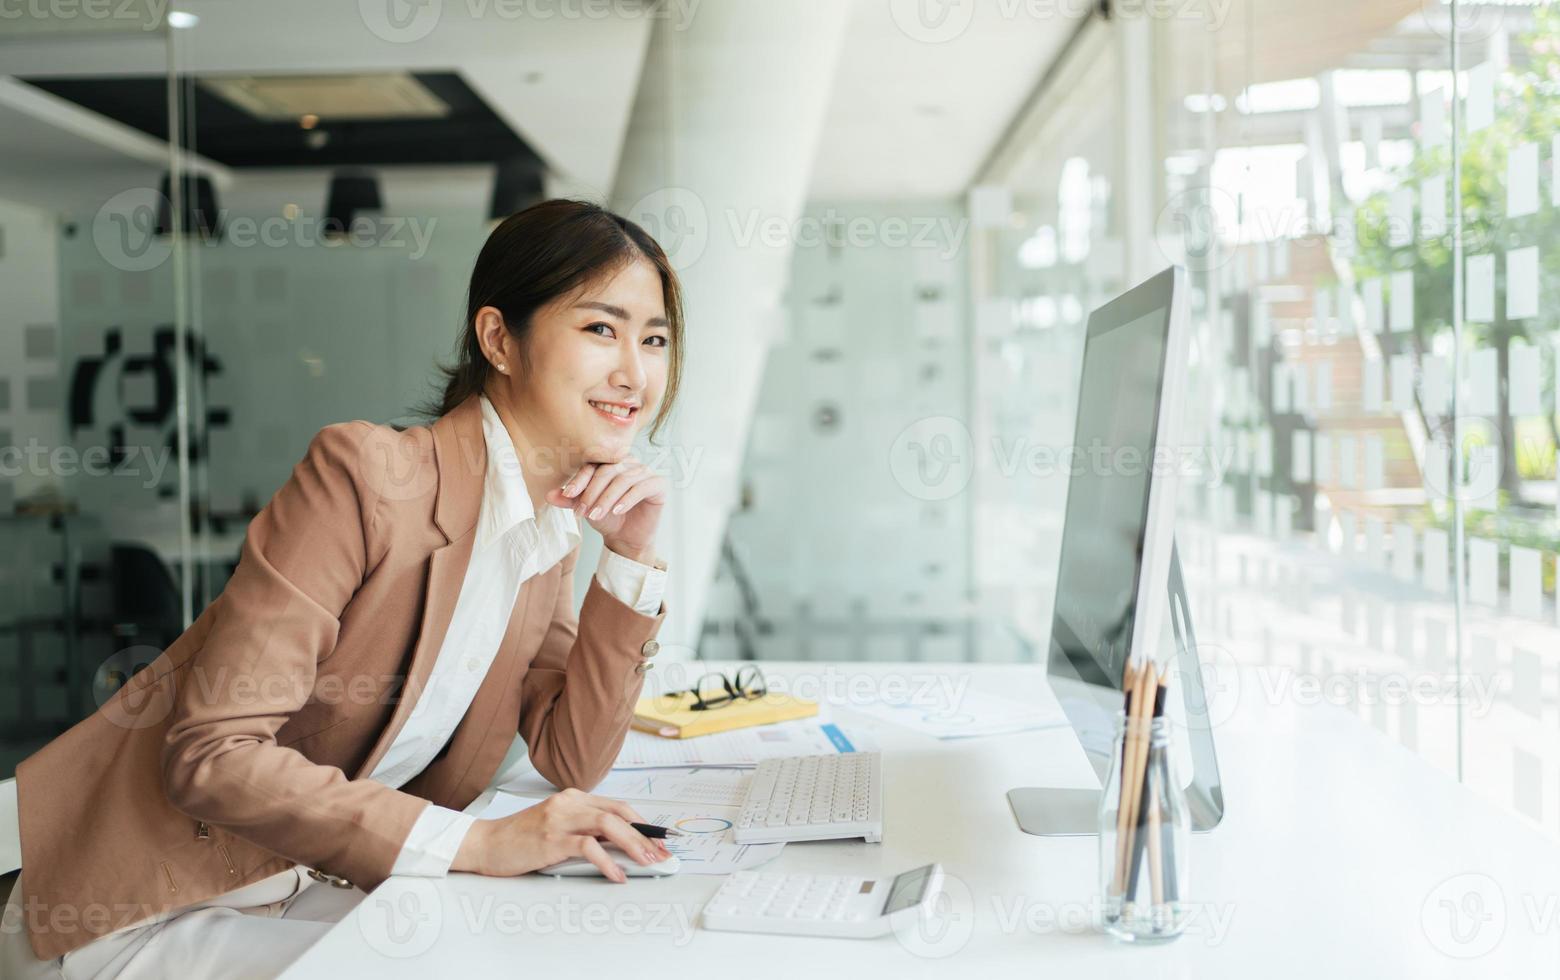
[1,199,685,978]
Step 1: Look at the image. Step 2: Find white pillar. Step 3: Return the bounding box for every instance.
[608,0,851,656]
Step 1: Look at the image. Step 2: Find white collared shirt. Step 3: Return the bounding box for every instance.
[372,395,667,875]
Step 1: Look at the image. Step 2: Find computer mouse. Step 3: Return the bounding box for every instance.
[537,845,680,878]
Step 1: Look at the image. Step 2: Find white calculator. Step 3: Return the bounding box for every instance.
[700,864,943,939]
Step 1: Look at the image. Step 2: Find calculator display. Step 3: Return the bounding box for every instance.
[880,865,935,915]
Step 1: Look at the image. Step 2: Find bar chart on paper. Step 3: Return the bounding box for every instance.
[837,688,1068,739]
[593,768,752,807]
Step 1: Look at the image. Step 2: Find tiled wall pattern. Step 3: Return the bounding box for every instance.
[0,197,66,767]
[716,202,980,662]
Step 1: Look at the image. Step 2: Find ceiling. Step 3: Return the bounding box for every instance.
[0,0,655,196]
[0,0,1087,208]
[807,0,1087,201]
[1211,0,1426,90]
[21,72,543,170]
[0,77,182,211]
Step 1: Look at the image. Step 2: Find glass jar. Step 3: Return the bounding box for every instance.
[1097,712,1190,942]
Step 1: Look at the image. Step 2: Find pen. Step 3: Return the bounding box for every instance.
[631,821,687,839]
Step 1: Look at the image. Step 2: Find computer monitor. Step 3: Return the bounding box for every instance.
[1007,265,1225,836]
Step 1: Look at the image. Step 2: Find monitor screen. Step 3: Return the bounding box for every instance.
[1047,298,1172,694]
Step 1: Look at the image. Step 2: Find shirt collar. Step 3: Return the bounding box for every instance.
[476,395,580,557]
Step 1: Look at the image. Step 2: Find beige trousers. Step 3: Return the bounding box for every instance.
[0,867,365,980]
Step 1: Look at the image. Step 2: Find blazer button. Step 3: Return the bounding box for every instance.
[640,640,660,658]
[635,661,654,674]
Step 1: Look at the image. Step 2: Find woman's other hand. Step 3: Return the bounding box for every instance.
[546,455,667,563]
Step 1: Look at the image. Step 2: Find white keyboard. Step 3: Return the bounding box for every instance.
[732,751,883,844]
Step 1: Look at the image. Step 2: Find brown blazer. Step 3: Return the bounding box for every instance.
[13,394,665,960]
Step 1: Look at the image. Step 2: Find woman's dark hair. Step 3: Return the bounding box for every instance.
[424,198,684,441]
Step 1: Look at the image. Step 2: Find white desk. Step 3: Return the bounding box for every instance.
[283,662,1560,978]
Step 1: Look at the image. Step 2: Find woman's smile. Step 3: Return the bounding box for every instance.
[588,398,640,427]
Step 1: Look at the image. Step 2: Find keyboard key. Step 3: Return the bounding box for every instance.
[732,752,881,844]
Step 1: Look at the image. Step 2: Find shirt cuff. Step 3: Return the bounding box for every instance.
[595,546,666,616]
[391,804,477,877]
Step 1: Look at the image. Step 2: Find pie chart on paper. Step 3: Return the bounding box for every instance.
[674,816,733,835]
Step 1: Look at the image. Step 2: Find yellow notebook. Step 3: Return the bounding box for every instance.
[633,692,818,739]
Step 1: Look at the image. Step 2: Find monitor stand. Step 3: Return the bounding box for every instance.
[1007,544,1223,836]
[1006,788,1100,836]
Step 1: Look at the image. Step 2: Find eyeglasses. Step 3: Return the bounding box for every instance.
[657,665,769,712]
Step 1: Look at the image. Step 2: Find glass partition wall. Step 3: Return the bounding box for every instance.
[0,14,192,778]
[1,10,535,780]
[976,2,1560,839]
[970,22,1125,652]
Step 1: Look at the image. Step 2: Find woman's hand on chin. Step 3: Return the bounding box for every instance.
[546,454,667,563]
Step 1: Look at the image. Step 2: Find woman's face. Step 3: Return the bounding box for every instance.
[493,257,670,470]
